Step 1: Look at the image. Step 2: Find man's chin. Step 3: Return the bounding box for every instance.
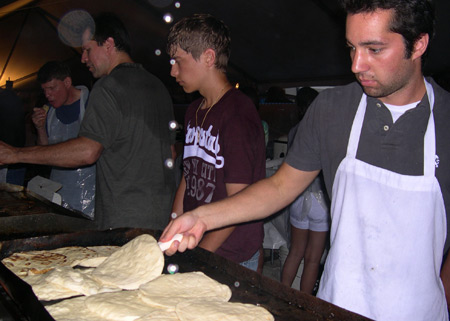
[181,86,194,94]
[358,83,381,98]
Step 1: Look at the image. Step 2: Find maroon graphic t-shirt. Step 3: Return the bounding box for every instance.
[182,88,266,263]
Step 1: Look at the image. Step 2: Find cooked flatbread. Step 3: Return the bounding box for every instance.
[2,251,68,276]
[47,246,99,267]
[87,245,120,257]
[23,272,80,301]
[138,272,231,309]
[175,300,274,321]
[92,234,164,290]
[85,290,164,321]
[74,256,108,268]
[45,295,107,321]
[46,267,120,296]
[24,267,120,300]
[68,245,120,268]
[1,246,100,277]
[2,245,120,278]
[134,309,179,320]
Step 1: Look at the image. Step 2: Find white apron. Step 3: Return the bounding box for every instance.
[47,87,96,217]
[317,80,448,320]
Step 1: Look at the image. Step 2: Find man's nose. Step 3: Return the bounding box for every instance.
[351,49,369,74]
[81,52,87,63]
[170,64,178,78]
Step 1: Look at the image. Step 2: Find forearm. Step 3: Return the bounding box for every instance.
[35,128,49,146]
[8,137,102,168]
[195,163,319,231]
[160,163,319,255]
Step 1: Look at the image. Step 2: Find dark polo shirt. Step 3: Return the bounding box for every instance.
[286,78,450,252]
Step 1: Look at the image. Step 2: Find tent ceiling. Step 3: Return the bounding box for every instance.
[1,0,450,97]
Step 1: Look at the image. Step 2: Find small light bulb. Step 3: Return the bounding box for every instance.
[169,120,178,130]
[163,13,173,23]
[167,264,179,274]
[165,158,174,169]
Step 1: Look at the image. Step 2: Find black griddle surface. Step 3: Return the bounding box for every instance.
[0,228,371,321]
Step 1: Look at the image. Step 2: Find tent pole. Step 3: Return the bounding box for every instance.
[0,11,29,83]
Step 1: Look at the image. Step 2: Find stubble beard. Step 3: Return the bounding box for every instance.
[357,74,409,100]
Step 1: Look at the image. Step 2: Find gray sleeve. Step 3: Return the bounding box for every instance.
[285,96,323,172]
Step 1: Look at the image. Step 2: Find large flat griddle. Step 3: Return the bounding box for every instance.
[0,183,96,241]
[0,228,371,321]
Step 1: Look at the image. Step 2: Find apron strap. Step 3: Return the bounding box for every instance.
[347,80,436,177]
[423,79,436,177]
[346,93,366,158]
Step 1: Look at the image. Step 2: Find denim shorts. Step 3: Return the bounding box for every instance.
[239,250,260,271]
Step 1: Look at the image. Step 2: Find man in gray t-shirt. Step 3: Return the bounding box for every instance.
[0,13,175,231]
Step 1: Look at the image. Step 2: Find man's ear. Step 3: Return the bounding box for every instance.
[411,33,429,61]
[104,37,116,52]
[63,77,72,88]
[203,48,216,67]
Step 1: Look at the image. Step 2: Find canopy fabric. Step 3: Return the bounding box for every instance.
[1,0,449,95]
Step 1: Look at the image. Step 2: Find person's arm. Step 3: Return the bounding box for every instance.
[31,108,49,145]
[160,163,320,255]
[198,183,247,252]
[0,136,103,167]
[171,175,186,216]
[440,252,450,310]
[35,127,49,146]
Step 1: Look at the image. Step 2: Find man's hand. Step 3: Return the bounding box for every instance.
[31,107,47,130]
[0,141,17,165]
[159,211,208,256]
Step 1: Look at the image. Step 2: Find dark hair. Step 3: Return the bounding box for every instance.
[167,14,231,72]
[37,61,71,84]
[341,0,434,59]
[296,87,319,120]
[87,13,131,54]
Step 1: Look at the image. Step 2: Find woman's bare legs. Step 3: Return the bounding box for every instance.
[281,225,327,294]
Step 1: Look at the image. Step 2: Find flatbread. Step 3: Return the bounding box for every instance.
[175,300,274,321]
[45,295,107,321]
[46,246,99,267]
[68,245,120,268]
[138,272,231,309]
[2,251,68,276]
[1,246,100,277]
[135,309,179,320]
[45,267,120,296]
[75,256,108,268]
[92,234,164,290]
[23,272,80,301]
[24,267,120,300]
[87,245,120,257]
[85,290,163,321]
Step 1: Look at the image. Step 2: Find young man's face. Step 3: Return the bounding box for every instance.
[41,78,70,108]
[81,29,110,78]
[170,46,206,93]
[346,9,422,104]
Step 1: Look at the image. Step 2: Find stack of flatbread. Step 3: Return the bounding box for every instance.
[2,234,274,321]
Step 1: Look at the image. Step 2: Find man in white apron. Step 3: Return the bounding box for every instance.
[32,61,95,217]
[160,0,450,319]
